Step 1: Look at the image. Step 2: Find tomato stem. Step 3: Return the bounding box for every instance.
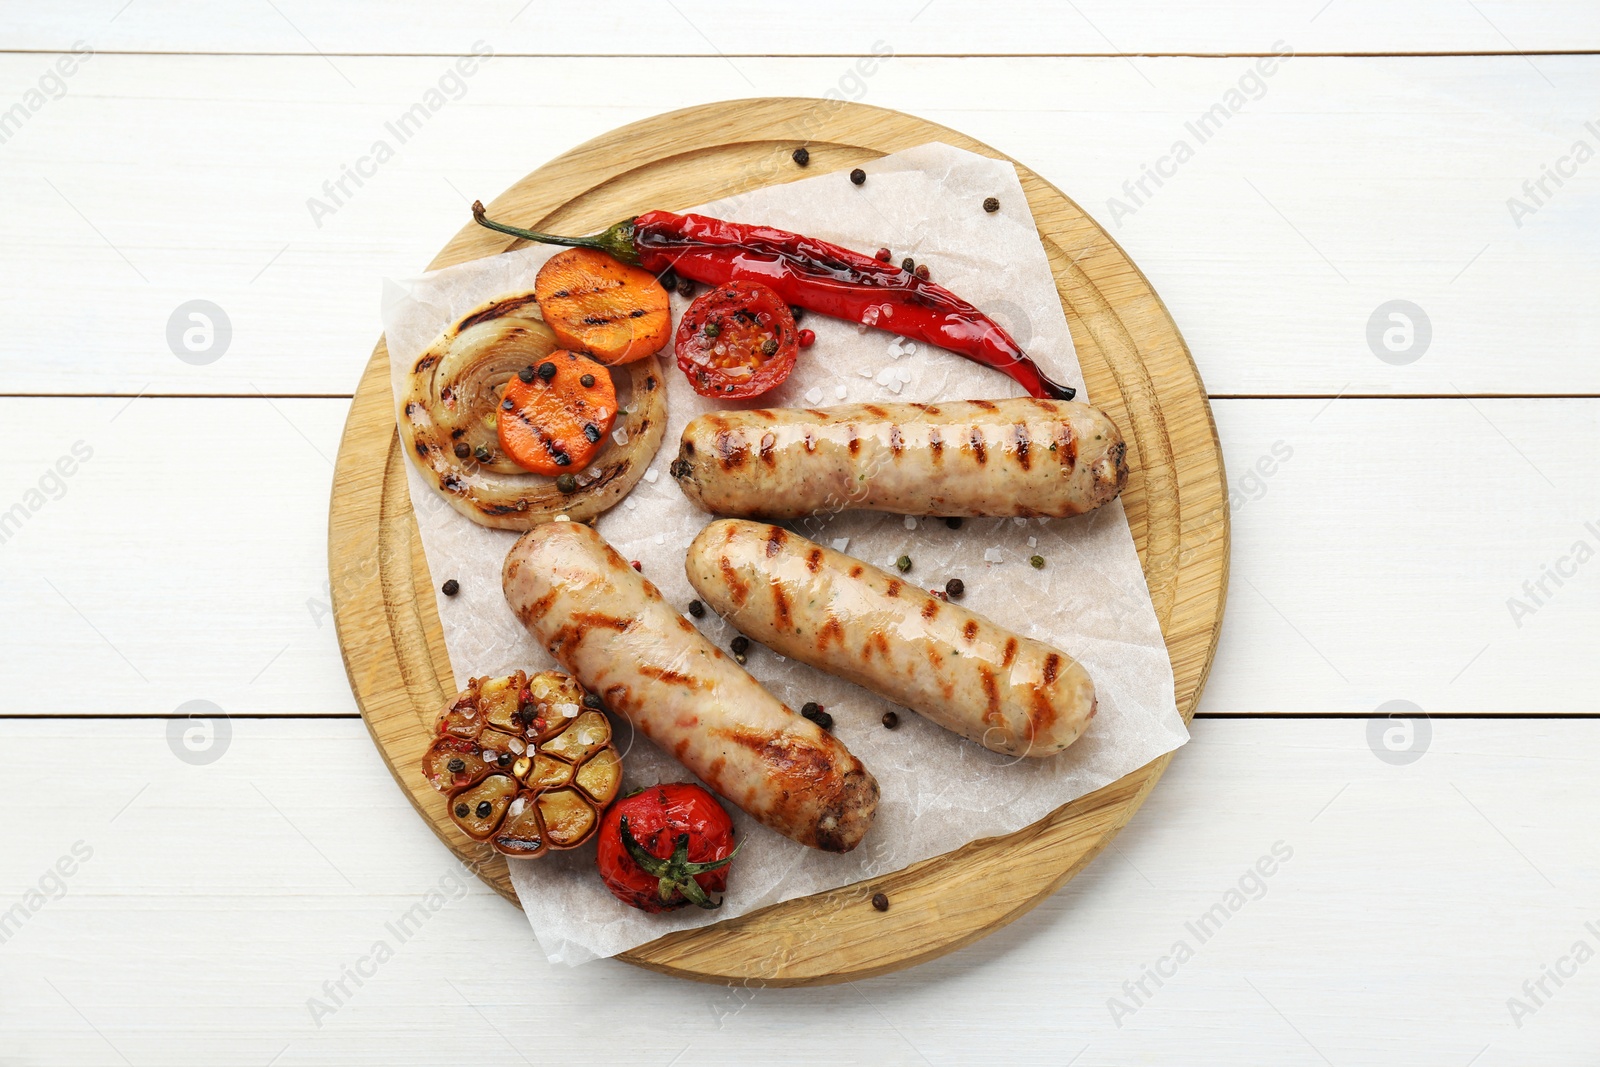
[618,815,739,910]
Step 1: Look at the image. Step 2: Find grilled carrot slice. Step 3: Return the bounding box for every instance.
[497,351,618,475]
[533,247,670,365]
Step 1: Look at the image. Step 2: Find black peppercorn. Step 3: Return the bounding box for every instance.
[447,758,466,773]
[871,892,889,911]
[945,517,963,529]
[518,365,535,383]
[441,579,460,596]
[583,693,604,710]
[789,305,804,322]
[497,753,512,767]
[583,424,602,443]
[792,146,810,166]
[658,269,677,291]
[474,445,492,462]
[555,473,577,494]
[580,373,596,388]
[553,452,571,467]
[688,599,706,618]
[537,361,557,381]
[454,803,469,818]
[730,635,749,655]
[677,276,695,297]
[801,702,833,730]
[983,196,1000,213]
[945,578,965,599]
[501,398,514,410]
[901,257,915,273]
[453,442,471,459]
[882,710,899,729]
[475,801,492,818]
[850,168,866,185]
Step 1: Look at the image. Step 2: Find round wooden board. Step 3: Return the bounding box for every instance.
[330,98,1228,986]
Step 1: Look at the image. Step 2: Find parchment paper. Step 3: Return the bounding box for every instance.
[382,143,1187,964]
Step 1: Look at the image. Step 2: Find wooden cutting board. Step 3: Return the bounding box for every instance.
[329,98,1228,986]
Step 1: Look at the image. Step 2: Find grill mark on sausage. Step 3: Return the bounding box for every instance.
[1002,637,1018,668]
[1043,652,1062,684]
[766,527,787,557]
[846,426,860,456]
[1056,422,1077,467]
[927,645,944,671]
[806,548,822,572]
[753,409,777,421]
[921,598,940,620]
[969,427,987,465]
[863,404,889,418]
[864,631,890,661]
[719,556,750,607]
[848,565,863,578]
[928,426,944,463]
[884,578,902,598]
[963,620,979,643]
[888,424,905,456]
[803,430,817,454]
[817,614,845,650]
[759,432,777,466]
[638,664,700,688]
[1027,688,1059,743]
[1014,423,1031,471]
[979,667,1002,726]
[772,582,792,628]
[714,430,748,470]
[571,611,632,633]
[970,399,999,412]
[525,589,559,622]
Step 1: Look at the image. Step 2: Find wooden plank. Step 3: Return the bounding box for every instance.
[0,55,1596,396]
[4,395,1595,716]
[2,717,1595,1063]
[10,1,1600,55]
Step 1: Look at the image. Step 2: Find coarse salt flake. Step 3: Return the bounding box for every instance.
[832,537,850,551]
[805,386,824,404]
[903,515,917,530]
[858,366,875,378]
[644,468,659,483]
[896,366,912,383]
[983,547,1004,563]
[835,384,848,399]
[612,427,630,446]
[555,702,580,718]
[888,379,904,394]
[1027,536,1037,548]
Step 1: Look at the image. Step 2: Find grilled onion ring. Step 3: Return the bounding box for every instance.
[399,293,667,529]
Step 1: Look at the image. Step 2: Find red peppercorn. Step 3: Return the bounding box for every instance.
[930,589,949,602]
[798,329,816,348]
[914,264,930,281]
[630,560,642,571]
[875,248,892,262]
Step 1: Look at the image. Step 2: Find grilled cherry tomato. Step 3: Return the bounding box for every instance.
[596,783,739,912]
[674,280,799,399]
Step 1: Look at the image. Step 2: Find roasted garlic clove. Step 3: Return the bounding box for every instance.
[422,670,625,857]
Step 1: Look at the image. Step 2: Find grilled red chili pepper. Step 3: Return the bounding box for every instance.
[472,202,1074,401]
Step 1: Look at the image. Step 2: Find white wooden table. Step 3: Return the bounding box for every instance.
[4,5,1597,1063]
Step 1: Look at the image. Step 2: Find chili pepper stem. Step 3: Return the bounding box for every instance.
[471,201,640,264]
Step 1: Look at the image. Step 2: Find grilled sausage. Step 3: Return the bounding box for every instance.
[502,519,878,852]
[686,520,1097,758]
[669,399,1127,520]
